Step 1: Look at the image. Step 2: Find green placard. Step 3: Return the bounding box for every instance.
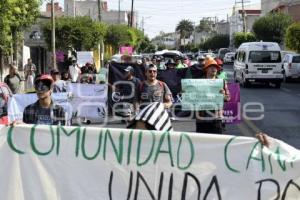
[181,79,224,111]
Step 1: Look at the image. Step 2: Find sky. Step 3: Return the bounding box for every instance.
[42,0,261,38]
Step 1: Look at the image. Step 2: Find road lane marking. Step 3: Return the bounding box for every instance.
[281,87,291,92]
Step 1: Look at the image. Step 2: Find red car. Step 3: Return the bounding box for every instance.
[0,82,13,125]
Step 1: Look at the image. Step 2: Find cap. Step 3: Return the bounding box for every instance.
[127,102,173,131]
[124,66,134,73]
[34,74,54,85]
[166,59,176,65]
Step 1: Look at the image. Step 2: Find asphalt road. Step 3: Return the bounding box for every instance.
[90,63,300,149]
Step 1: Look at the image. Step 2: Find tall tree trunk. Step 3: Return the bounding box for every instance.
[12,28,18,63]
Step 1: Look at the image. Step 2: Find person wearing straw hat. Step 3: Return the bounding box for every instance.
[195,58,230,134]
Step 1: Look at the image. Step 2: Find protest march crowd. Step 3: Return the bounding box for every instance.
[4,53,269,147]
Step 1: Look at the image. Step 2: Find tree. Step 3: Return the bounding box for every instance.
[233,32,256,48]
[199,34,229,50]
[43,16,107,51]
[105,24,144,52]
[176,19,194,40]
[195,18,214,33]
[252,13,292,44]
[136,37,155,53]
[0,0,40,58]
[285,23,300,53]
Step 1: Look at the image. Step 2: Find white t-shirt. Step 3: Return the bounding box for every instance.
[68,65,81,82]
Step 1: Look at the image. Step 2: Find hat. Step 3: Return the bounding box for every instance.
[166,59,176,65]
[34,74,54,90]
[203,58,221,71]
[127,102,173,131]
[124,66,134,73]
[50,69,60,75]
[215,58,223,66]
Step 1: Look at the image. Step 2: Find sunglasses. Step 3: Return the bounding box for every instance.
[148,70,157,73]
[35,82,51,92]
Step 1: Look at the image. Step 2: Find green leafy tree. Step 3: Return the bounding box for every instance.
[253,13,292,44]
[43,16,107,51]
[136,37,155,53]
[0,0,40,58]
[195,18,214,33]
[199,34,229,50]
[176,19,194,40]
[233,32,256,48]
[285,22,300,53]
[105,24,144,52]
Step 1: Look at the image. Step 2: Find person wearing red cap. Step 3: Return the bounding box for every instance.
[195,58,230,134]
[21,74,67,125]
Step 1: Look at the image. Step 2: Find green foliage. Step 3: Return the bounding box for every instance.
[43,16,107,51]
[199,34,229,50]
[157,44,167,51]
[136,37,155,53]
[0,0,40,54]
[195,18,214,33]
[285,23,300,53]
[176,19,194,39]
[233,32,256,48]
[105,24,145,52]
[253,13,292,44]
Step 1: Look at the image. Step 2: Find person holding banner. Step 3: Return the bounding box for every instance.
[137,64,172,110]
[195,58,230,134]
[17,75,67,125]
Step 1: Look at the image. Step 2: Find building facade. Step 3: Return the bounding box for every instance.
[229,8,261,48]
[64,0,137,26]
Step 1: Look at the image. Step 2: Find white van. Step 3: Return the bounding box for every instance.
[233,42,283,88]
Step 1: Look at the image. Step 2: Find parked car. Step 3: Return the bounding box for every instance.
[223,52,236,63]
[203,52,216,58]
[282,53,300,82]
[0,82,13,124]
[217,48,230,61]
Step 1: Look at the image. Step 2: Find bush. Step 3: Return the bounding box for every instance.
[233,32,256,48]
[285,23,300,53]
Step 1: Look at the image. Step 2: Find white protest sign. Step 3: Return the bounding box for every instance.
[1,125,300,200]
[77,51,94,67]
[8,84,107,123]
[181,79,224,111]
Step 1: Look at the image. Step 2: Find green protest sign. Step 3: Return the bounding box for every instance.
[181,79,224,111]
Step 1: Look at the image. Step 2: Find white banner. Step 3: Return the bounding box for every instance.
[1,125,300,200]
[77,51,94,67]
[8,84,107,123]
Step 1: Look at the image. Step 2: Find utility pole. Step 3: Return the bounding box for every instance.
[118,0,121,24]
[141,17,144,33]
[241,0,246,32]
[235,0,249,33]
[51,0,57,69]
[98,0,104,69]
[130,0,134,27]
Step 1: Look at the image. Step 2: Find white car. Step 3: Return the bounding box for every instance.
[282,53,300,82]
[223,52,236,63]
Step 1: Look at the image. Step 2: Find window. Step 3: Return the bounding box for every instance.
[237,51,246,62]
[249,51,281,63]
[292,56,300,63]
